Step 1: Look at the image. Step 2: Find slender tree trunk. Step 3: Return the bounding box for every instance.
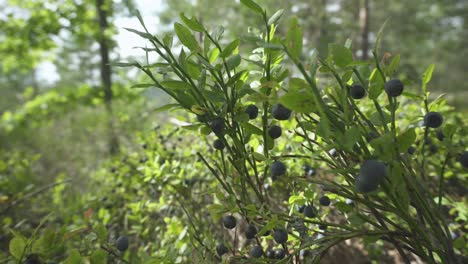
[359,0,370,60]
[96,0,119,154]
[320,0,328,39]
[317,0,328,55]
[195,0,203,43]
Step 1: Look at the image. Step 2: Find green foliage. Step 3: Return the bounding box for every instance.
[1,1,468,264]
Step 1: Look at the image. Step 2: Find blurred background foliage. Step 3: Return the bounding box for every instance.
[0,0,467,262]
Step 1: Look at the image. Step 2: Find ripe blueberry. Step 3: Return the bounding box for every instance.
[318,224,328,230]
[302,165,316,176]
[303,205,317,218]
[223,215,236,229]
[436,130,445,141]
[245,105,259,119]
[300,249,311,258]
[384,79,404,97]
[274,248,286,259]
[266,248,275,259]
[270,161,286,179]
[349,84,366,99]
[272,104,292,120]
[424,112,443,128]
[273,229,288,244]
[260,226,271,236]
[297,205,305,213]
[116,236,129,252]
[210,117,225,134]
[213,139,225,150]
[460,151,468,168]
[245,224,257,239]
[429,144,438,154]
[407,146,416,155]
[355,160,388,193]
[216,243,228,256]
[250,245,263,258]
[319,196,331,206]
[366,131,379,142]
[268,125,282,139]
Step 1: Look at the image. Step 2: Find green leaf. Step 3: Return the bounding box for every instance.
[373,19,389,53]
[257,217,279,236]
[90,249,108,264]
[386,54,400,76]
[220,39,240,58]
[268,9,284,25]
[288,78,308,91]
[227,70,249,87]
[181,124,203,131]
[233,113,249,122]
[161,80,192,90]
[208,48,220,64]
[163,34,173,47]
[344,38,353,49]
[252,152,266,161]
[180,13,205,32]
[110,61,139,67]
[422,63,435,93]
[285,17,303,62]
[124,27,154,40]
[64,249,82,264]
[242,123,263,135]
[370,111,391,126]
[226,54,241,70]
[280,90,316,113]
[178,48,187,69]
[213,26,225,41]
[175,91,197,109]
[130,83,154,89]
[9,237,26,260]
[369,133,394,161]
[95,223,107,243]
[442,124,457,138]
[341,126,360,151]
[453,236,466,250]
[396,128,416,152]
[174,22,199,51]
[316,118,331,138]
[363,235,381,244]
[240,0,264,14]
[288,195,306,205]
[187,61,201,79]
[368,68,384,99]
[203,90,224,103]
[335,202,353,213]
[347,213,364,226]
[329,43,353,68]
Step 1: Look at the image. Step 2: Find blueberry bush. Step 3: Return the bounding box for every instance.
[111,1,468,262]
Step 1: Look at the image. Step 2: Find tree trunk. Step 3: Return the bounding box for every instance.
[359,0,370,60]
[96,0,119,154]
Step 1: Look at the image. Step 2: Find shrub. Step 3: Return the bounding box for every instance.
[115,2,467,262]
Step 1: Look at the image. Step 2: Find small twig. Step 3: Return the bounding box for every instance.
[1,179,72,215]
[101,245,129,263]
